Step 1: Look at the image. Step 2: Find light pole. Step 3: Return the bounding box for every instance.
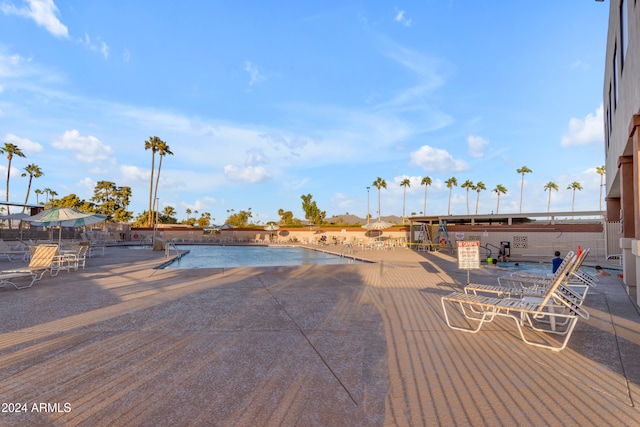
[366,187,370,225]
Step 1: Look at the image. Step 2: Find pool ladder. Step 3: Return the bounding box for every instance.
[165,241,182,259]
[340,244,355,263]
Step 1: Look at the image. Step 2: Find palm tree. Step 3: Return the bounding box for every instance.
[596,165,606,212]
[461,180,474,215]
[400,178,410,224]
[567,181,583,216]
[445,177,457,215]
[492,184,508,214]
[34,189,43,204]
[475,181,486,215]
[145,136,162,226]
[0,142,26,216]
[21,163,43,213]
[372,177,387,221]
[152,139,173,220]
[421,176,432,216]
[543,181,559,213]
[517,166,533,213]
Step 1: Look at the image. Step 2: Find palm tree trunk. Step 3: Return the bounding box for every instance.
[22,177,33,213]
[153,155,164,219]
[148,153,156,226]
[423,187,427,215]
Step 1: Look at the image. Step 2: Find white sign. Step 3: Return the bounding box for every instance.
[457,240,480,270]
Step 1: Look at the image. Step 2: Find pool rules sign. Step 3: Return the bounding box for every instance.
[457,241,480,284]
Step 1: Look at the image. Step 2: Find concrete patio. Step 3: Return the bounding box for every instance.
[0,244,638,426]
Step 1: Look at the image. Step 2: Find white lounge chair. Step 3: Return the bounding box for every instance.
[441,252,590,351]
[0,244,60,289]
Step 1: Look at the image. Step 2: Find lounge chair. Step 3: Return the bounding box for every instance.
[441,252,590,351]
[466,249,595,302]
[0,239,30,262]
[0,244,60,289]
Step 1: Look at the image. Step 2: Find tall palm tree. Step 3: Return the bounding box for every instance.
[0,142,26,216]
[152,139,173,220]
[145,136,162,226]
[21,163,43,213]
[475,181,486,215]
[543,181,559,213]
[372,177,387,221]
[596,165,606,212]
[567,181,583,216]
[421,176,432,216]
[445,177,458,215]
[492,184,508,214]
[34,189,43,204]
[461,179,474,215]
[43,188,54,204]
[400,178,410,224]
[517,166,533,213]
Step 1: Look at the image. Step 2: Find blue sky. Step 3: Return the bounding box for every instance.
[0,1,608,224]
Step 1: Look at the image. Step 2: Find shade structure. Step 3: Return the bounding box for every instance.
[29,207,101,223]
[28,208,107,244]
[361,220,393,231]
[263,224,280,231]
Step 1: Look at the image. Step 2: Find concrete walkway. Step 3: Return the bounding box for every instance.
[0,244,638,426]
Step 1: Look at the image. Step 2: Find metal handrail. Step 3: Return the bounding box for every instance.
[606,254,622,266]
[164,241,182,259]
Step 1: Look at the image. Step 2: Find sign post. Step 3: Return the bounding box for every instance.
[457,240,480,284]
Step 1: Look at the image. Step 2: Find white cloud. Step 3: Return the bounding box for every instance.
[223,165,271,183]
[52,129,113,163]
[2,133,44,154]
[80,33,109,59]
[244,60,265,86]
[561,105,604,147]
[394,9,411,26]
[467,135,488,158]
[1,0,68,38]
[410,145,469,172]
[120,165,148,182]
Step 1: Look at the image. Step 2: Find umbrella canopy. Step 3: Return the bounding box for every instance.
[361,220,393,231]
[35,215,107,227]
[264,224,280,231]
[0,213,32,220]
[28,208,107,244]
[29,207,100,223]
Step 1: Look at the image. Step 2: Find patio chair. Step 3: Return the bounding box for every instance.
[0,244,60,289]
[467,249,595,302]
[0,239,30,262]
[441,252,590,351]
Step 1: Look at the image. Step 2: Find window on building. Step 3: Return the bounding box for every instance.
[608,84,613,132]
[613,45,618,108]
[621,0,628,68]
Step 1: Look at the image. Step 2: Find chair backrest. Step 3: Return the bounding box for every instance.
[553,284,590,319]
[536,251,576,310]
[28,244,59,269]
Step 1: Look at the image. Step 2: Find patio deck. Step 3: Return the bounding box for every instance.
[0,244,638,426]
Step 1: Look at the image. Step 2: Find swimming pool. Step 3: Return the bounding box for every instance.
[161,245,364,269]
[496,261,618,276]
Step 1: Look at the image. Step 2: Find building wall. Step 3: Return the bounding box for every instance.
[603,0,640,302]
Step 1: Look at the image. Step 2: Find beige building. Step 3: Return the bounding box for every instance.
[603,0,640,303]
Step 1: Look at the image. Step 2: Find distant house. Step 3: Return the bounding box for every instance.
[603,0,640,304]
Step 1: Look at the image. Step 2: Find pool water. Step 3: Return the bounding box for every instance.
[496,261,617,276]
[162,245,364,269]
